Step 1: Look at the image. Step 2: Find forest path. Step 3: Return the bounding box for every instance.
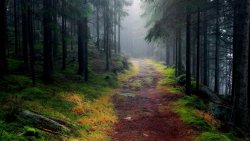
[111,59,197,141]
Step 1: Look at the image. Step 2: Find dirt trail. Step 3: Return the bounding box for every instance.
[111,59,198,141]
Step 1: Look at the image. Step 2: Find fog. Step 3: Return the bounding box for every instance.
[121,0,151,58]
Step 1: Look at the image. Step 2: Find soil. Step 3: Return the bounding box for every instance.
[111,59,199,141]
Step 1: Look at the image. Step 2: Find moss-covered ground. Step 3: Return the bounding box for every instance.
[147,60,243,141]
[0,55,138,141]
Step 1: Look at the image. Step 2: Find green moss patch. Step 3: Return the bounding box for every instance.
[173,96,211,130]
[0,55,132,141]
[196,132,231,141]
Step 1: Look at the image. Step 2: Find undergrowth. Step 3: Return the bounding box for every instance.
[146,60,183,94]
[150,60,237,141]
[0,56,136,141]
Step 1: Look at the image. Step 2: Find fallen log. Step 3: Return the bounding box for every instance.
[22,110,71,132]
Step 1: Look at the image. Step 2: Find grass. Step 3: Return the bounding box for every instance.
[8,59,23,72]
[148,59,236,141]
[146,60,183,94]
[118,59,139,83]
[129,80,143,90]
[172,96,212,130]
[196,132,231,141]
[0,56,138,141]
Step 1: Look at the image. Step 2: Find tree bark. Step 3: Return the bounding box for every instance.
[175,30,178,76]
[14,0,19,57]
[196,8,200,93]
[62,0,67,70]
[203,1,209,86]
[178,27,183,76]
[214,0,220,94]
[231,0,249,130]
[83,4,88,81]
[21,0,29,70]
[28,0,35,84]
[22,110,70,132]
[166,40,170,65]
[52,0,58,62]
[43,0,54,83]
[96,0,100,51]
[186,13,191,96]
[78,21,84,75]
[0,0,8,77]
[105,1,110,71]
[118,14,121,54]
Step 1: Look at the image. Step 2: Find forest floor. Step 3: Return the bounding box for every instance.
[111,59,198,141]
[0,57,239,141]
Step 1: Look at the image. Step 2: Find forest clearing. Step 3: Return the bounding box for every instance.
[0,0,250,140]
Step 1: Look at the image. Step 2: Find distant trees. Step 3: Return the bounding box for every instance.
[0,0,129,82]
[91,0,130,71]
[141,0,250,131]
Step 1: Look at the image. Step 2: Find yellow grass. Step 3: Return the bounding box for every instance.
[65,60,140,141]
[118,59,140,83]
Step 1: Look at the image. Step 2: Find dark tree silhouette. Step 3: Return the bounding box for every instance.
[0,0,7,77]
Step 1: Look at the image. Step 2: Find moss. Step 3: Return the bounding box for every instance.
[146,59,240,141]
[196,132,231,141]
[191,80,197,89]
[167,86,183,94]
[0,55,135,141]
[118,61,139,83]
[22,87,44,95]
[147,61,182,94]
[8,59,23,72]
[181,96,207,111]
[173,96,211,130]
[3,75,32,91]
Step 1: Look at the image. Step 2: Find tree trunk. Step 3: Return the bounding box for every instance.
[214,0,220,94]
[105,2,110,71]
[43,0,54,83]
[96,0,100,51]
[231,0,249,130]
[203,1,209,86]
[77,21,84,75]
[62,0,67,70]
[21,0,29,70]
[0,0,8,77]
[114,14,117,53]
[196,8,200,93]
[52,0,58,63]
[14,0,19,57]
[166,40,170,65]
[83,0,88,82]
[28,0,35,84]
[118,14,121,54]
[178,27,183,76]
[175,30,178,76]
[22,110,70,132]
[186,13,192,96]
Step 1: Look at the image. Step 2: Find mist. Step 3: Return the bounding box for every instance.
[121,0,150,58]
